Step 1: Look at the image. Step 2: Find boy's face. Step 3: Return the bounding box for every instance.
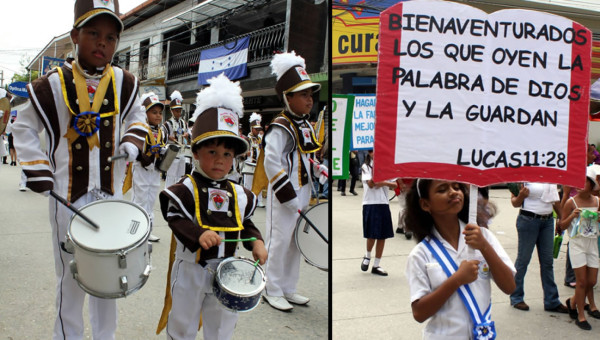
[71,15,120,70]
[193,142,235,179]
[146,105,163,126]
[286,88,314,116]
[172,108,182,119]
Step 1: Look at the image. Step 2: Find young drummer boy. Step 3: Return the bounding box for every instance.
[11,0,148,338]
[260,51,327,311]
[157,74,267,340]
[164,90,189,187]
[128,92,167,242]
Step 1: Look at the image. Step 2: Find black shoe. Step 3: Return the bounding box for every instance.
[360,257,370,272]
[576,319,592,330]
[588,309,600,319]
[564,282,576,288]
[371,266,388,276]
[566,298,578,320]
[396,227,405,234]
[350,191,358,196]
[405,231,413,240]
[545,304,569,314]
[341,192,346,196]
[513,302,529,311]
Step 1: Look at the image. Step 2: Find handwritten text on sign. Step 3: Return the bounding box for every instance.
[352,95,376,150]
[373,1,590,187]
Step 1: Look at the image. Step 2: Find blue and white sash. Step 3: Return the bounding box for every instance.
[422,236,496,340]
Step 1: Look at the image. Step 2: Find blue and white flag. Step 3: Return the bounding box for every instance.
[198,36,249,85]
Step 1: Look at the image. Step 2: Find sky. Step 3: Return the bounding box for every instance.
[0,0,146,85]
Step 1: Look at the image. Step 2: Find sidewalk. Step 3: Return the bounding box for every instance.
[0,163,327,339]
[332,183,599,339]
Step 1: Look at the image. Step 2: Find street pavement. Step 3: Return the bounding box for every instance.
[333,182,599,339]
[0,163,327,339]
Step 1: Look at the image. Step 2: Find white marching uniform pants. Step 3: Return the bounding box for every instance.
[131,162,161,226]
[242,173,264,206]
[165,157,186,188]
[264,183,311,297]
[50,191,118,340]
[166,258,238,340]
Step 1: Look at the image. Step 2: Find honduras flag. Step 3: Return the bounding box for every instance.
[198,36,250,85]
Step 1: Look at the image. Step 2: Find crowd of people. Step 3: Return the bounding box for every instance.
[4,1,328,339]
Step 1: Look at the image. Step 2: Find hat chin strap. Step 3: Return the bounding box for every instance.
[71,40,119,80]
[193,159,229,182]
[283,92,308,119]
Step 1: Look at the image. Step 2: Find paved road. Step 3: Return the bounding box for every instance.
[332,183,599,339]
[0,163,327,339]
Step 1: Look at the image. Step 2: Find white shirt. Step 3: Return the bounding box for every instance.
[361,162,390,205]
[406,221,516,340]
[521,183,557,215]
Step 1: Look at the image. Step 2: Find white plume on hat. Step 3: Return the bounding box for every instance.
[170,90,183,102]
[192,73,244,121]
[141,92,156,103]
[249,112,262,124]
[271,51,305,80]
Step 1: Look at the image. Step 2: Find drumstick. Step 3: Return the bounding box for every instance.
[249,259,260,283]
[297,209,328,244]
[309,158,328,178]
[221,237,257,242]
[108,153,128,162]
[49,191,100,230]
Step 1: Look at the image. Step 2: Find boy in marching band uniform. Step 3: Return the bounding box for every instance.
[11,0,147,338]
[164,90,189,187]
[259,51,327,311]
[242,112,265,207]
[128,92,168,242]
[157,74,267,339]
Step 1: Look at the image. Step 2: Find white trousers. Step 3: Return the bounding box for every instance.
[131,163,161,226]
[166,258,238,340]
[49,191,118,340]
[264,184,311,297]
[165,157,187,188]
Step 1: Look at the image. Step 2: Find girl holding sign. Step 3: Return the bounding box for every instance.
[558,167,600,330]
[404,179,515,339]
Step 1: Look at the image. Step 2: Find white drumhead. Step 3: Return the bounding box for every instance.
[69,200,149,251]
[295,202,328,270]
[217,258,264,294]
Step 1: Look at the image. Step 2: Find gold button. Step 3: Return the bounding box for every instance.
[104,166,110,171]
[227,211,232,217]
[76,166,83,171]
[103,99,109,105]
[105,142,111,148]
[103,120,110,126]
[303,173,307,177]
[202,188,207,193]
[227,192,232,197]
[75,99,79,105]
[206,210,212,215]
[75,144,82,150]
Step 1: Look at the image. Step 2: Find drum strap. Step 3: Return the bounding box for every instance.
[156,234,203,334]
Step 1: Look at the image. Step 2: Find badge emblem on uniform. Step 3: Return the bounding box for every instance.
[301,127,312,144]
[479,261,490,279]
[208,188,229,211]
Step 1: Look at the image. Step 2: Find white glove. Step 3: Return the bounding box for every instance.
[313,163,328,184]
[119,142,139,162]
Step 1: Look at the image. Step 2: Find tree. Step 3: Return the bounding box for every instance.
[11,55,39,83]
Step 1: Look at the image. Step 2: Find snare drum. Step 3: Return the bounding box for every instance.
[212,257,266,312]
[295,202,328,271]
[66,200,151,299]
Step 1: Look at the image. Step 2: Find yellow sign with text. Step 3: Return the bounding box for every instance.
[332,7,380,64]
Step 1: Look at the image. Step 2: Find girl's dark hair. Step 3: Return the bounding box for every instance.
[364,150,373,170]
[403,179,470,242]
[192,136,244,155]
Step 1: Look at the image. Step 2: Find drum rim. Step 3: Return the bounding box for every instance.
[67,200,150,253]
[295,202,329,271]
[75,273,149,299]
[214,257,266,297]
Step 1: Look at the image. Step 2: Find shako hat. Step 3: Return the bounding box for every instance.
[169,90,183,109]
[249,112,262,129]
[190,73,249,156]
[140,92,164,111]
[74,0,123,33]
[271,51,321,101]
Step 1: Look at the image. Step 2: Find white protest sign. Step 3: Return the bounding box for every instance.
[351,95,376,150]
[332,95,354,179]
[374,0,591,187]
